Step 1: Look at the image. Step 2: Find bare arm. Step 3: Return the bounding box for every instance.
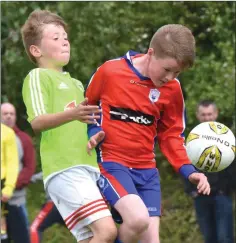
[31,98,101,133]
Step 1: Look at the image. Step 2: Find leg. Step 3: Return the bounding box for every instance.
[6,204,30,243]
[137,168,161,243]
[214,194,234,243]
[194,195,217,243]
[87,216,117,243]
[1,203,9,243]
[99,162,150,243]
[140,217,160,243]
[47,167,117,243]
[21,203,29,227]
[115,195,150,243]
[30,201,59,243]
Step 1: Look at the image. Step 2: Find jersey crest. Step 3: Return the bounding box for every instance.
[64,100,76,110]
[149,89,160,103]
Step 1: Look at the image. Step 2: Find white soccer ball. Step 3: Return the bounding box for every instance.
[186,121,235,172]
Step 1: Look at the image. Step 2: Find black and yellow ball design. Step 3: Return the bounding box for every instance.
[209,122,229,135]
[196,145,222,172]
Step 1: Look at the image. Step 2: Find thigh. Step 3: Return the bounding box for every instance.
[6,204,30,243]
[136,169,161,217]
[98,162,139,206]
[114,194,149,225]
[47,167,111,242]
[140,216,160,243]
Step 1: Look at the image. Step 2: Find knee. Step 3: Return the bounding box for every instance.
[95,223,117,243]
[125,214,150,235]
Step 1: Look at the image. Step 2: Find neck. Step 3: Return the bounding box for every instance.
[132,54,149,77]
[38,61,63,73]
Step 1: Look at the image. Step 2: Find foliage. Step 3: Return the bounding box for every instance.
[1,2,235,242]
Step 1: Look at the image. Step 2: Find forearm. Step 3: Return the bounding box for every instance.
[159,137,197,179]
[31,109,75,133]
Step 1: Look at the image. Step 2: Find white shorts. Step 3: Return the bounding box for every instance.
[46,166,111,242]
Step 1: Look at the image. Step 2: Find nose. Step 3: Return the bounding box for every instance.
[63,41,68,46]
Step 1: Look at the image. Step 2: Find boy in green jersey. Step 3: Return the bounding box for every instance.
[21,10,117,243]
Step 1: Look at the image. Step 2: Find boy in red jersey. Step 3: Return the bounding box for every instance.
[86,24,211,243]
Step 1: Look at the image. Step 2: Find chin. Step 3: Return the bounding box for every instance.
[59,59,70,66]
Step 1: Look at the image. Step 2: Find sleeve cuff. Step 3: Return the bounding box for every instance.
[179,164,198,180]
[88,125,103,139]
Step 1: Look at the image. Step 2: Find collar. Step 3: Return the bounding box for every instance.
[123,50,150,81]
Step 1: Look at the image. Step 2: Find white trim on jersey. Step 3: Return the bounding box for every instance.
[174,78,186,137]
[29,68,46,117]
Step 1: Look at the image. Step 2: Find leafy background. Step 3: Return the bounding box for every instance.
[1,2,235,242]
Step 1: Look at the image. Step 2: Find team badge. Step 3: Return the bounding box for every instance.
[64,100,76,110]
[149,89,160,103]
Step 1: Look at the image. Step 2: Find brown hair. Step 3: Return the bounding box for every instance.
[149,24,196,69]
[21,10,68,64]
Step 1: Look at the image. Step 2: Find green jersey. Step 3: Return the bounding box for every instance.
[22,68,98,183]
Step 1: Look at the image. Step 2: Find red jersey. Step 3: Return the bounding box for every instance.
[86,51,195,176]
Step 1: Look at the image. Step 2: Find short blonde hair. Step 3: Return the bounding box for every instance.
[21,10,68,64]
[149,24,196,69]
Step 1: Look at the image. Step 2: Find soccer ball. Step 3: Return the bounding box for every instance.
[186,121,235,172]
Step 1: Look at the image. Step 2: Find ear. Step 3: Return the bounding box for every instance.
[29,45,42,58]
[147,48,154,56]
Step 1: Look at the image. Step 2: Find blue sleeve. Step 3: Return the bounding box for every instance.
[179,164,198,180]
[87,123,103,139]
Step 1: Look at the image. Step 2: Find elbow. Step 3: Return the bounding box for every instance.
[31,119,42,134]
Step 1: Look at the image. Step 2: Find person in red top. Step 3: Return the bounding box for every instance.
[1,102,36,243]
[86,24,211,243]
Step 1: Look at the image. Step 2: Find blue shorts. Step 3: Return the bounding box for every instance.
[98,162,161,218]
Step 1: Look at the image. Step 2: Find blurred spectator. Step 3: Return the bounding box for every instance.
[1,103,36,243]
[1,123,19,242]
[30,172,65,243]
[183,100,235,243]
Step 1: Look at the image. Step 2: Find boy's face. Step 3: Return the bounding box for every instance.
[146,49,181,87]
[34,24,70,69]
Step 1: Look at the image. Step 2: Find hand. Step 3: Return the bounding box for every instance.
[188,172,211,195]
[1,194,10,202]
[73,98,101,124]
[87,131,105,156]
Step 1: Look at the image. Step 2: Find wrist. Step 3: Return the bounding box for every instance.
[64,108,75,121]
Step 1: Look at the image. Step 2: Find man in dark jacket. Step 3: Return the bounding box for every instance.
[1,102,36,243]
[184,100,235,243]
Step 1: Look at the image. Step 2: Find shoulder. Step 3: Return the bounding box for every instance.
[23,68,52,92]
[25,68,53,81]
[72,78,84,92]
[163,78,183,95]
[1,124,15,139]
[97,57,124,73]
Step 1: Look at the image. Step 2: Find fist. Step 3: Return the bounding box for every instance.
[188,172,211,195]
